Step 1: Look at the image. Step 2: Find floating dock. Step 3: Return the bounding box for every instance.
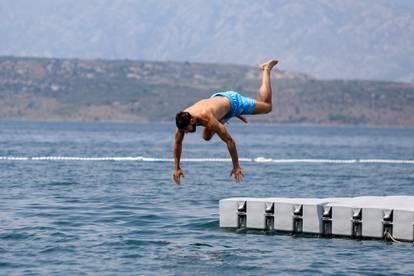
[219,196,414,242]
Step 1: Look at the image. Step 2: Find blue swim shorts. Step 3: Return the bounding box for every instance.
[210,91,255,122]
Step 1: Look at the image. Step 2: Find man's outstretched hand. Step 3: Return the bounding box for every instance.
[231,166,244,183]
[174,167,243,184]
[173,168,184,185]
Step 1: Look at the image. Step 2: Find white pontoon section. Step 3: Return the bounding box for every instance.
[219,196,414,242]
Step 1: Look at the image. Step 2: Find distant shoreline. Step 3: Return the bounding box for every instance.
[1,119,413,130]
[1,56,413,127]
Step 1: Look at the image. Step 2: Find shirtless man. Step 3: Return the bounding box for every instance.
[173,59,278,184]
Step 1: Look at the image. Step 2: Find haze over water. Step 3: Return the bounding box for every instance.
[0,121,413,275]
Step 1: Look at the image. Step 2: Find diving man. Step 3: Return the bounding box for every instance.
[173,59,278,184]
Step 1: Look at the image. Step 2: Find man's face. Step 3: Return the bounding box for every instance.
[183,122,196,133]
[183,117,197,133]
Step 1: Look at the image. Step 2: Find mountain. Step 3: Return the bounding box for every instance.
[0,0,413,82]
[0,56,413,127]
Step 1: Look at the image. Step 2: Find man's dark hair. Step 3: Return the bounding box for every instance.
[176,111,192,129]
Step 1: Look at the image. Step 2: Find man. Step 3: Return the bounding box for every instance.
[173,59,278,184]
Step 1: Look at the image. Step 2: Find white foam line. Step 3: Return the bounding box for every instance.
[359,159,414,164]
[0,156,414,164]
[0,156,29,160]
[0,156,413,164]
[265,159,358,164]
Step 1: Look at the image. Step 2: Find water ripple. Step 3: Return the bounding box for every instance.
[0,122,413,275]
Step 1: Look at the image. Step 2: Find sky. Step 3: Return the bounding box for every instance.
[0,0,413,82]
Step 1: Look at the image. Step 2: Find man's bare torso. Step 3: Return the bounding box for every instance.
[184,96,231,124]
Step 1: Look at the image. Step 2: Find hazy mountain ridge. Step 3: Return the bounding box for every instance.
[0,0,413,82]
[0,56,413,127]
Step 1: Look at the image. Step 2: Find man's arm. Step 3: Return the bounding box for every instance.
[207,118,244,183]
[173,129,185,184]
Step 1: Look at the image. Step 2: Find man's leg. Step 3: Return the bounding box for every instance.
[253,59,278,115]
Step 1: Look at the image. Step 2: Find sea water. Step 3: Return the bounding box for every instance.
[0,121,413,275]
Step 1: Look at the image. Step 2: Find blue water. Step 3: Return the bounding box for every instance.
[0,121,413,275]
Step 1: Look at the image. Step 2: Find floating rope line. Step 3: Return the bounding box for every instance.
[0,156,413,164]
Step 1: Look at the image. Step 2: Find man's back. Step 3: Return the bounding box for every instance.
[184,96,231,122]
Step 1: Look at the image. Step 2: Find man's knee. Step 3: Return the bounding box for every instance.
[261,103,272,114]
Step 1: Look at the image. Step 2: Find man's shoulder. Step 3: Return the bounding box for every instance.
[194,110,215,125]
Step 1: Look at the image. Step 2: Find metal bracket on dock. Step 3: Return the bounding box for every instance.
[264,202,275,230]
[293,204,303,233]
[237,201,247,228]
[322,206,333,235]
[382,210,393,240]
[351,208,362,238]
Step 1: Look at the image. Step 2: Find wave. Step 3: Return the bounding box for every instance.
[0,156,413,164]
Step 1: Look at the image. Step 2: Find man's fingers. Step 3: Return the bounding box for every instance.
[178,173,183,184]
[238,171,243,182]
[173,170,184,185]
[173,171,184,185]
[233,172,241,183]
[230,168,243,183]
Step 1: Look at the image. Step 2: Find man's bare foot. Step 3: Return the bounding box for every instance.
[260,59,279,71]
